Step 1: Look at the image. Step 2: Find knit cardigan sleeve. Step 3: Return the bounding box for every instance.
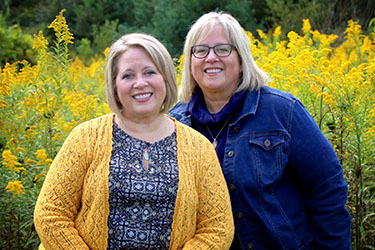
[33,115,112,250]
[34,124,90,249]
[171,121,234,250]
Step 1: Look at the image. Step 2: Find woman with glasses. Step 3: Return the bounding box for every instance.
[169,11,352,250]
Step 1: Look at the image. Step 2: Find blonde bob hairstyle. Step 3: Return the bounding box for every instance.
[106,33,178,118]
[180,11,269,102]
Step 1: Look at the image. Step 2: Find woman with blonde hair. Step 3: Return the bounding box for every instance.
[34,32,234,250]
[170,11,352,250]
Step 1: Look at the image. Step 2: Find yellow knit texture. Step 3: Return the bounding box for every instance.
[34,114,234,249]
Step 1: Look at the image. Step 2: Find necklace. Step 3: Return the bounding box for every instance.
[143,145,150,171]
[206,117,231,149]
[143,145,150,161]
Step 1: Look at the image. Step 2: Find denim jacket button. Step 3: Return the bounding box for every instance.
[228,184,236,191]
[233,127,239,133]
[247,243,254,249]
[228,151,234,157]
[236,212,244,219]
[264,139,271,147]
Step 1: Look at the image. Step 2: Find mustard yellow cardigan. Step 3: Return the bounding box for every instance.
[34,114,234,250]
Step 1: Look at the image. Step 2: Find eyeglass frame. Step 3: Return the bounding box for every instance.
[190,43,236,58]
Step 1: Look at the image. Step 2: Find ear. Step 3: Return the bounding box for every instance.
[114,88,122,108]
[239,71,244,81]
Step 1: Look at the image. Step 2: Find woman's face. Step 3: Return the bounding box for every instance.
[115,47,166,120]
[191,24,242,98]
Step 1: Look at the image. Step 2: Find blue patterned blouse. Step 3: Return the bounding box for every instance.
[107,121,179,249]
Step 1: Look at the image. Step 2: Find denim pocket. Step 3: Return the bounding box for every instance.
[249,135,285,151]
[249,133,287,183]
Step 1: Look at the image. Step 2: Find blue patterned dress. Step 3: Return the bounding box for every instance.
[107,121,179,250]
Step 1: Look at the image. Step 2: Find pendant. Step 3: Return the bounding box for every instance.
[143,149,150,161]
[212,139,218,149]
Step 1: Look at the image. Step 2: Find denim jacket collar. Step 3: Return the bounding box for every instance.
[189,88,249,125]
[169,87,262,127]
[233,88,260,124]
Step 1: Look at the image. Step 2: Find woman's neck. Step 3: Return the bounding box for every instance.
[115,113,175,143]
[203,92,233,114]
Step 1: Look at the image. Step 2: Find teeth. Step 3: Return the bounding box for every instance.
[134,93,151,99]
[205,69,222,73]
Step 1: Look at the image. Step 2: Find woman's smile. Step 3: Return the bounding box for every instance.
[191,25,241,98]
[115,46,166,120]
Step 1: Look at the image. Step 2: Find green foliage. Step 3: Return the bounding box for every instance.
[76,37,93,62]
[0,14,36,66]
[70,0,104,38]
[75,19,119,64]
[0,178,41,249]
[0,11,106,248]
[370,18,375,33]
[1,0,374,59]
[265,0,375,37]
[117,0,261,57]
[92,19,119,55]
[265,0,325,33]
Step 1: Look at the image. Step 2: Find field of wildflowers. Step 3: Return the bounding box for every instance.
[1,10,374,249]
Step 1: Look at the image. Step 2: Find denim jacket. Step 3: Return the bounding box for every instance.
[169,86,352,250]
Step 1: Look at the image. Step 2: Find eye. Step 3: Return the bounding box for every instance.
[194,46,208,55]
[145,69,156,75]
[197,47,207,53]
[122,73,133,79]
[216,45,230,53]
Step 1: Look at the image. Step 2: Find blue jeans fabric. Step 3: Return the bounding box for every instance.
[169,86,352,250]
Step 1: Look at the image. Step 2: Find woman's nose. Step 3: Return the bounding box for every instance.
[205,48,219,62]
[133,77,148,88]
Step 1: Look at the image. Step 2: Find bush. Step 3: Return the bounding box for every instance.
[0,14,36,67]
[0,10,109,249]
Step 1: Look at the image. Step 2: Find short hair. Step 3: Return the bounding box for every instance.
[106,33,177,117]
[180,11,269,102]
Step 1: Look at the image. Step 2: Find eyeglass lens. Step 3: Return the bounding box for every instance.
[192,44,233,58]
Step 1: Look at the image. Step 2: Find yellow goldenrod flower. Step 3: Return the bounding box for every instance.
[345,20,362,38]
[33,31,48,50]
[257,29,267,40]
[302,19,311,34]
[103,47,110,56]
[88,61,102,78]
[273,26,282,38]
[34,172,46,182]
[24,158,36,164]
[48,9,74,44]
[35,149,47,160]
[2,150,25,172]
[1,62,18,86]
[17,147,25,152]
[6,180,25,196]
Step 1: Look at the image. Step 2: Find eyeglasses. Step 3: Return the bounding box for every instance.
[191,44,236,58]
